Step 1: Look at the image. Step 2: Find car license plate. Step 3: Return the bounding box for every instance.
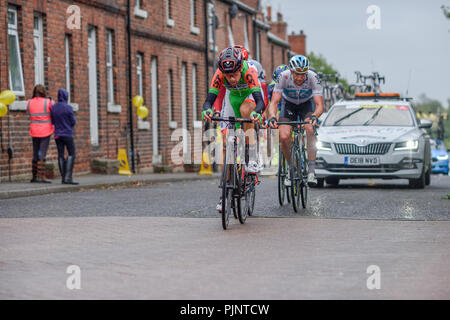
[344,156,380,166]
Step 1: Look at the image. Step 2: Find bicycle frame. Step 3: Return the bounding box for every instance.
[210,116,259,229]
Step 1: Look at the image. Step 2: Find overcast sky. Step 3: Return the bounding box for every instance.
[261,0,450,107]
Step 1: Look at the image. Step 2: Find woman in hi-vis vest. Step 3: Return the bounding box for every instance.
[27,84,54,183]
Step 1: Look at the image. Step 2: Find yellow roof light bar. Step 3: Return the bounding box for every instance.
[379,92,400,97]
[355,92,376,97]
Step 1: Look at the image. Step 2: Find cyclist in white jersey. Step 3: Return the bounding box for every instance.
[267,55,325,187]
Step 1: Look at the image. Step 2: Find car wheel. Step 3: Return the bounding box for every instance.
[425,168,431,186]
[325,177,340,186]
[409,168,425,189]
[316,178,324,188]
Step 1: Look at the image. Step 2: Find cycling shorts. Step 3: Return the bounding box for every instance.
[220,88,265,130]
[279,98,316,122]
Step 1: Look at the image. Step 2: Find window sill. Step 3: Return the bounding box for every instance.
[193,121,202,129]
[69,103,79,112]
[138,118,150,130]
[107,103,122,113]
[134,6,148,19]
[167,19,175,27]
[9,100,27,111]
[190,26,200,35]
[169,121,178,130]
[152,154,162,164]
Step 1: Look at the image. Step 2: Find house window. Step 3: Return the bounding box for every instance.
[65,35,73,102]
[136,53,143,97]
[192,64,198,124]
[167,0,174,27]
[33,13,44,86]
[151,56,160,161]
[168,69,175,124]
[271,45,274,74]
[181,62,188,155]
[190,0,200,34]
[8,6,25,96]
[227,13,234,46]
[244,15,250,53]
[106,30,115,104]
[134,0,148,19]
[208,3,214,45]
[255,30,261,62]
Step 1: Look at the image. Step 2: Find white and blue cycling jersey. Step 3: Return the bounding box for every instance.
[274,69,323,105]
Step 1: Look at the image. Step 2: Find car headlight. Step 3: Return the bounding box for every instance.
[394,140,419,151]
[316,141,332,151]
[437,155,449,161]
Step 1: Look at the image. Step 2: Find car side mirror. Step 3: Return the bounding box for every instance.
[419,119,432,129]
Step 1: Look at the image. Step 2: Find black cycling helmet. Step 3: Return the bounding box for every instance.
[217,47,243,74]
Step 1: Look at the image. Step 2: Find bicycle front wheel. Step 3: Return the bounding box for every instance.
[300,147,308,209]
[277,148,287,206]
[221,164,231,230]
[237,165,247,224]
[290,147,301,213]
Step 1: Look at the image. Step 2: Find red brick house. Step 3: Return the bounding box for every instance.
[0,0,304,182]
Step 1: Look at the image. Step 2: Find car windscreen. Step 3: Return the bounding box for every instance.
[323,104,414,127]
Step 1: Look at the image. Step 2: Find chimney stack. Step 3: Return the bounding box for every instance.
[267,6,272,22]
[277,12,282,22]
[288,30,307,55]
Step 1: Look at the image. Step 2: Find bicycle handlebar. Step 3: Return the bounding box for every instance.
[211,116,253,123]
[276,121,311,126]
[273,120,319,136]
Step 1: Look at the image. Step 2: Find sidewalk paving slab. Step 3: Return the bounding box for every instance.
[0,173,219,200]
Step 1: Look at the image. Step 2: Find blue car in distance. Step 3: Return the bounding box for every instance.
[431,139,449,175]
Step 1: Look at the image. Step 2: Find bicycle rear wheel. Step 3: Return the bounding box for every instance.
[237,165,248,224]
[247,174,256,216]
[290,147,301,213]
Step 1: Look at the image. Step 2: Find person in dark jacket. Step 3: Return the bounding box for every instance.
[51,88,78,184]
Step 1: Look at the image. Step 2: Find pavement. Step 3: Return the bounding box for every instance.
[0,166,280,200]
[0,172,220,200]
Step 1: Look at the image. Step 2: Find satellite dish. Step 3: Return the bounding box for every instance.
[229,4,238,19]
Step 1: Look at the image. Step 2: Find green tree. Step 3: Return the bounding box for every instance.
[413,93,446,114]
[442,5,450,18]
[413,93,450,146]
[308,52,350,91]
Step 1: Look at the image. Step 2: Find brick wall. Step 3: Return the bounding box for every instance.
[1,0,297,181]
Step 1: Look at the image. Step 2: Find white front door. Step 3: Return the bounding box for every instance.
[88,27,98,146]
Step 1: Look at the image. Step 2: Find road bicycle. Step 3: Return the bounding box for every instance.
[317,72,347,111]
[274,120,316,212]
[211,116,260,230]
[352,71,385,94]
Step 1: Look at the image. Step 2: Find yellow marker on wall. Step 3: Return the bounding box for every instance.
[118,148,132,175]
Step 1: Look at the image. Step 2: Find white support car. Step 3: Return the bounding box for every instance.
[315,93,432,188]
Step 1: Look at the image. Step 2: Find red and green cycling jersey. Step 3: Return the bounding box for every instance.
[202,60,266,117]
[208,60,261,97]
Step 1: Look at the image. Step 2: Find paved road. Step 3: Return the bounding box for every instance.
[0,175,449,299]
[1,174,448,220]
